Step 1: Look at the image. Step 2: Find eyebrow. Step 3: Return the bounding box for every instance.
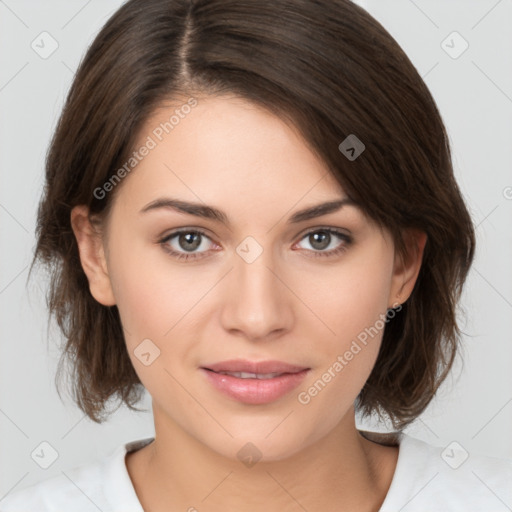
[139,196,358,226]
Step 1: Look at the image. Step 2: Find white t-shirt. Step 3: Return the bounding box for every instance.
[1,431,511,511]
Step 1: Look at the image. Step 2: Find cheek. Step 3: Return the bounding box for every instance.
[297,266,390,427]
[107,231,217,366]
[296,241,394,411]
[106,229,181,342]
[308,248,393,350]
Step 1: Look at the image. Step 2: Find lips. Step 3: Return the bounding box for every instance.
[214,371,284,380]
[200,359,310,404]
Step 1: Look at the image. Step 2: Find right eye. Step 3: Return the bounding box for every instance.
[159,229,218,261]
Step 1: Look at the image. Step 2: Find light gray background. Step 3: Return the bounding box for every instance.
[1,0,511,497]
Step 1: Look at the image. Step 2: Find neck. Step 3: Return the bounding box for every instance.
[127,406,398,512]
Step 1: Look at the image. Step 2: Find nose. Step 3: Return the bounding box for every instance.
[219,244,294,342]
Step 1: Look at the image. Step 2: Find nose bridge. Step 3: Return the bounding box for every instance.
[220,235,291,339]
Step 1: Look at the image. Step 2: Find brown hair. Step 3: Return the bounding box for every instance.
[29,0,475,429]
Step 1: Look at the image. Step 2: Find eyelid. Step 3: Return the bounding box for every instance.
[296,224,352,238]
[158,226,215,242]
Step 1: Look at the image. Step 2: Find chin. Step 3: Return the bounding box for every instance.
[201,425,319,465]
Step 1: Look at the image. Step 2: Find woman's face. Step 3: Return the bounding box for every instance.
[78,94,422,461]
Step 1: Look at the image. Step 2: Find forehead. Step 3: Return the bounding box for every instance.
[120,94,349,211]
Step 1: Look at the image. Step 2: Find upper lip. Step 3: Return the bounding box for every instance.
[202,359,309,374]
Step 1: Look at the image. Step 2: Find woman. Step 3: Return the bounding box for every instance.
[2,0,510,510]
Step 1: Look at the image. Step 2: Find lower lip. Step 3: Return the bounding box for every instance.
[201,368,310,405]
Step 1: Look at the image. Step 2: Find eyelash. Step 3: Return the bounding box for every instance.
[158,227,352,261]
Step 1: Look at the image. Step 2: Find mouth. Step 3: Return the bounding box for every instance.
[208,370,291,379]
[200,359,310,405]
[202,359,309,375]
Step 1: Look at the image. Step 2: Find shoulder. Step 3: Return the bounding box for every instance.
[380,433,512,512]
[0,457,107,511]
[0,438,152,512]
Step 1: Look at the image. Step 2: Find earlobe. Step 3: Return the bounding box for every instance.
[70,205,116,306]
[388,229,427,308]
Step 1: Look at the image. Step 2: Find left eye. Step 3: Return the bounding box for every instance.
[159,228,352,261]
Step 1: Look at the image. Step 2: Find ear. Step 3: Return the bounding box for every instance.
[70,205,116,306]
[388,228,427,308]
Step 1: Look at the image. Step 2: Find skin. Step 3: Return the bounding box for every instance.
[71,94,427,511]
